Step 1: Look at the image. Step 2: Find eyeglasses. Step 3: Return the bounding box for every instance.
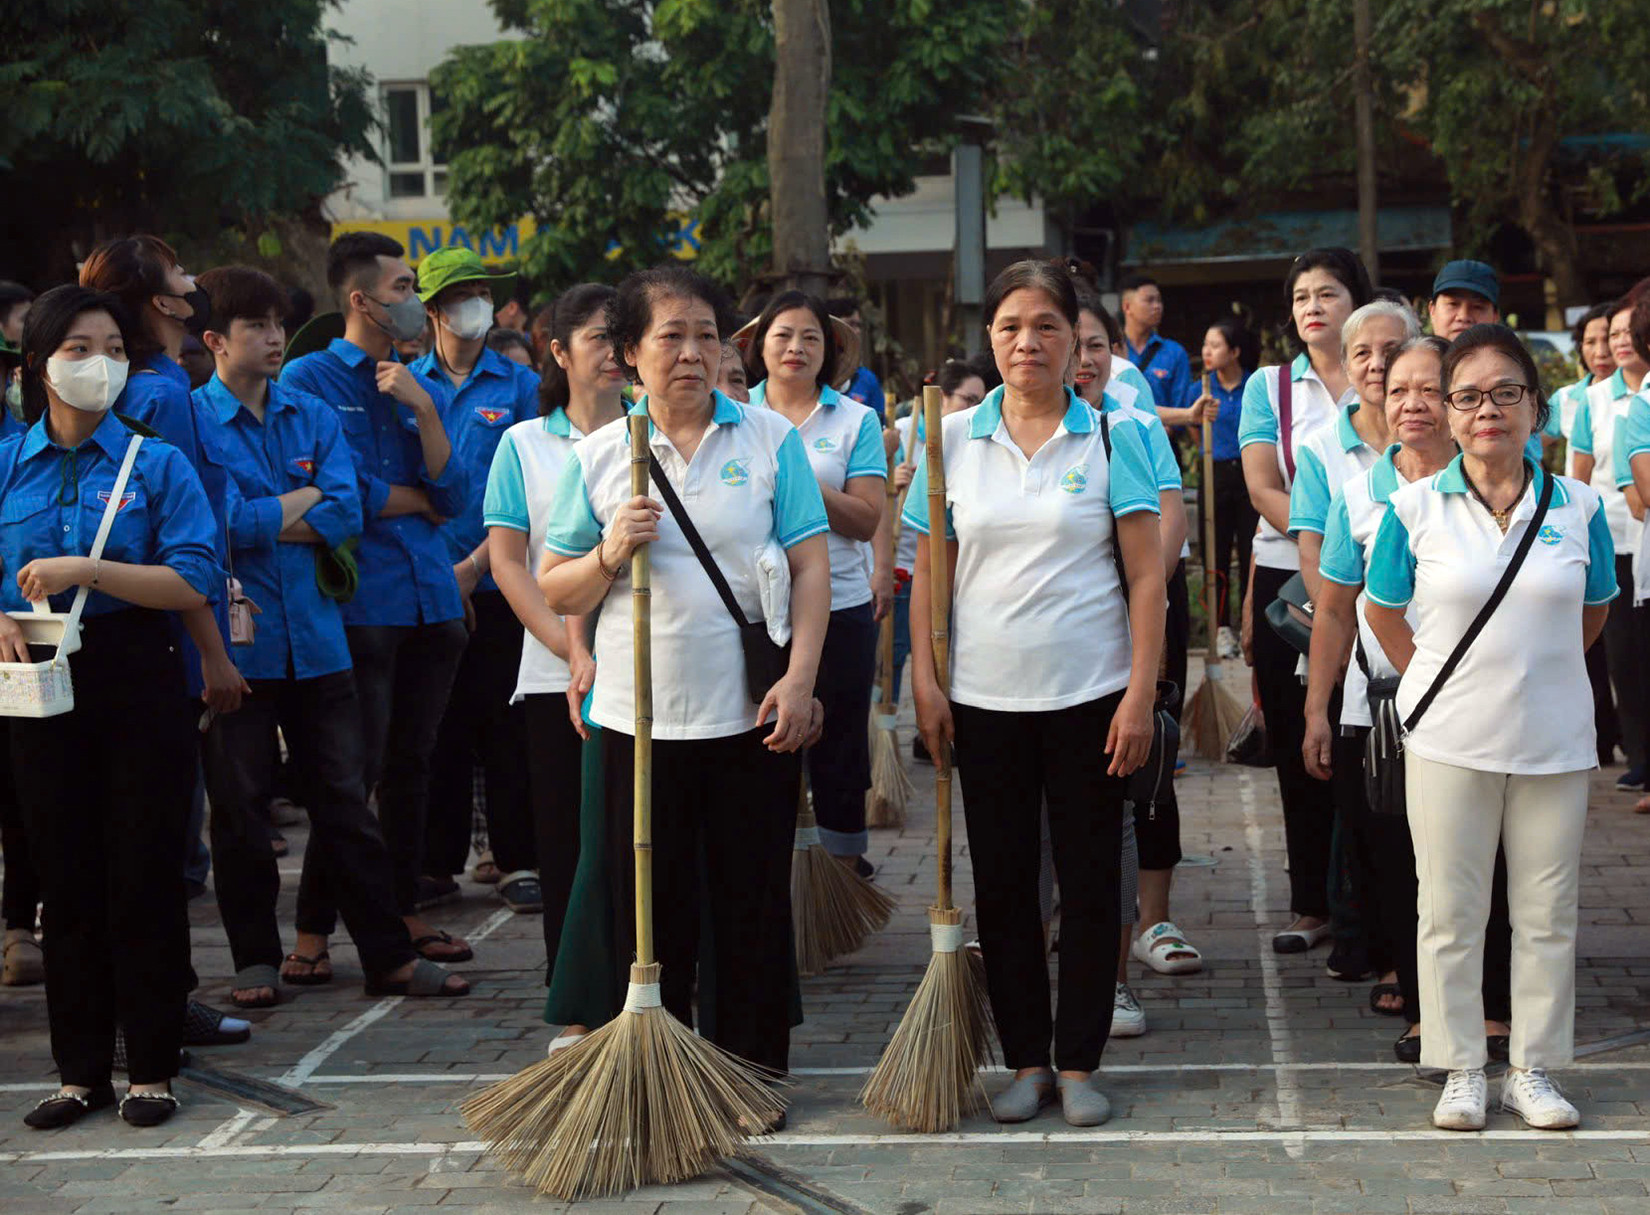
[1445,383,1531,411]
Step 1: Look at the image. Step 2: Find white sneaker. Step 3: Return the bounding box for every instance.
[1501,1067,1579,1129]
[1216,626,1241,660]
[1110,982,1146,1038]
[1432,1068,1487,1130]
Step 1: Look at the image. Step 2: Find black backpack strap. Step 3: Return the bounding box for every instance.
[646,450,753,630]
[1402,468,1554,732]
[1099,409,1129,593]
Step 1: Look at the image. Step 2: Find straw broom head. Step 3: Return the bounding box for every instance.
[793,789,895,975]
[1183,383,1247,759]
[462,412,781,1197]
[860,385,995,1131]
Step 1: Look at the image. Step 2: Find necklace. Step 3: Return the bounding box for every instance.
[1461,464,1531,535]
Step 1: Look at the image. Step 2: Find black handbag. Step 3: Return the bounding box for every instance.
[647,452,791,702]
[1099,411,1181,811]
[1263,571,1314,657]
[1360,469,1552,816]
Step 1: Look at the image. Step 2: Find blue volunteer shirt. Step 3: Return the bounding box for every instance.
[114,352,202,472]
[281,337,468,627]
[1124,332,1195,417]
[0,410,219,616]
[410,346,539,593]
[843,365,886,420]
[194,376,364,680]
[1208,371,1249,461]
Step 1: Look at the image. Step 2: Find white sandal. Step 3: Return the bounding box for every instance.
[1131,921,1203,974]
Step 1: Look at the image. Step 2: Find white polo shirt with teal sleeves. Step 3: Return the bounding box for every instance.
[1239,355,1350,570]
[1571,368,1640,557]
[748,381,886,611]
[1548,374,1593,444]
[1364,457,1616,774]
[1318,447,1413,728]
[543,391,828,740]
[1110,358,1158,415]
[1611,389,1650,604]
[483,410,588,702]
[1099,371,1190,560]
[900,386,1161,713]
[1287,403,1384,540]
[892,413,921,575]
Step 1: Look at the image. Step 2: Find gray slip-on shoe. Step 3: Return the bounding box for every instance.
[989,1069,1055,1123]
[1056,1073,1111,1126]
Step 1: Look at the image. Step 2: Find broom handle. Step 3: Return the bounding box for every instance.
[922,385,954,912]
[1200,374,1219,669]
[629,411,655,968]
[876,443,900,713]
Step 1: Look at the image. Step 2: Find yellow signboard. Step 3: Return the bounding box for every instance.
[330,214,703,267]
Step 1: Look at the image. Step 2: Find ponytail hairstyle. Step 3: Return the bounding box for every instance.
[538,282,618,416]
[1207,316,1259,376]
[78,235,180,366]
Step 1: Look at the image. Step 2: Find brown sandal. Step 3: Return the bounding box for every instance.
[281,950,332,986]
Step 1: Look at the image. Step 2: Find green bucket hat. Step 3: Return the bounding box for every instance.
[315,537,361,604]
[415,247,517,306]
[283,311,346,368]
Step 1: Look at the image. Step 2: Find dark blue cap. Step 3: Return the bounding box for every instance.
[1431,260,1499,307]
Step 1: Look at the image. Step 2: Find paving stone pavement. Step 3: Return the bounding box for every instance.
[3,659,1649,1213]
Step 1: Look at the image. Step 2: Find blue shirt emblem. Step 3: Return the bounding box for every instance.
[720,458,750,487]
[812,436,837,452]
[1537,525,1564,546]
[1060,463,1090,495]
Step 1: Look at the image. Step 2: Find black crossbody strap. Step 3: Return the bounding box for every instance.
[646,451,753,629]
[1402,468,1553,732]
[1099,410,1130,593]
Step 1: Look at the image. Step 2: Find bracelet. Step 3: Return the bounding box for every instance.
[595,542,621,582]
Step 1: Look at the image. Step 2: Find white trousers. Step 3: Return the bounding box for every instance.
[1405,752,1590,1070]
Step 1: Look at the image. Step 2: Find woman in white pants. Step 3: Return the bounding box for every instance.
[1365,324,1616,1132]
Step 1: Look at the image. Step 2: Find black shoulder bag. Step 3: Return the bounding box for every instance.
[1362,469,1553,816]
[647,452,791,703]
[1100,411,1181,812]
[1262,368,1317,656]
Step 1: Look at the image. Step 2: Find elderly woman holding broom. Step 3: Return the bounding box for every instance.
[536,266,830,1107]
[902,260,1166,1127]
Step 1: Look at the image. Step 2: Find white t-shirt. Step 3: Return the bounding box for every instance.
[893,414,921,574]
[748,381,886,611]
[900,386,1162,712]
[1238,355,1351,570]
[543,393,829,740]
[482,412,587,701]
[1366,458,1618,774]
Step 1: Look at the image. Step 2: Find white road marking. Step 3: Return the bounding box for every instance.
[1239,769,1304,1136]
[195,1107,258,1149]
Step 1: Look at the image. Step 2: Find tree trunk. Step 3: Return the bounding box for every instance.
[768,0,832,297]
[1353,0,1379,283]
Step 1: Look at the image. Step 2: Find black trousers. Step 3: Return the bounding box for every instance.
[1343,726,1513,1025]
[525,692,584,981]
[298,619,467,929]
[0,723,39,931]
[1589,637,1619,764]
[12,611,193,1087]
[952,693,1127,1073]
[1211,458,1258,628]
[601,726,799,1076]
[1602,555,1646,769]
[1252,563,1333,918]
[1137,561,1188,871]
[203,670,414,978]
[426,591,535,875]
[809,603,876,856]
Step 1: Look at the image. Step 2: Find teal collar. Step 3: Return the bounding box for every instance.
[969,385,1093,439]
[747,381,841,411]
[1435,452,1570,507]
[543,408,573,437]
[1370,445,1403,504]
[1610,367,1630,399]
[1291,353,1310,382]
[625,389,743,435]
[1335,402,1371,453]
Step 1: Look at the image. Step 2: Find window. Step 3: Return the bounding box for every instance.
[383,83,447,200]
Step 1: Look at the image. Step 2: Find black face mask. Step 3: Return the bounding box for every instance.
[163,286,213,337]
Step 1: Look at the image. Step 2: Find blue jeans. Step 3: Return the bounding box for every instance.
[891,583,912,704]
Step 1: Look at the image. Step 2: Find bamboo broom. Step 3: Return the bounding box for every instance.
[866,434,916,828]
[1183,374,1246,759]
[792,765,896,975]
[859,385,994,1133]
[463,411,778,1199]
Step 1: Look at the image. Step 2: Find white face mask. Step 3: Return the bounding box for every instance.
[442,296,493,342]
[46,354,128,413]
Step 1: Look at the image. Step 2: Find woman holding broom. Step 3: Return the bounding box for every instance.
[538,266,830,1099]
[904,260,1166,1127]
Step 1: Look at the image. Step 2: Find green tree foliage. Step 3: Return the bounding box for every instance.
[433,0,1011,288]
[0,0,376,286]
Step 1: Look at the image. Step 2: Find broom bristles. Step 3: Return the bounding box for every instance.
[793,837,896,975]
[865,711,912,829]
[462,965,782,1201]
[858,908,994,1132]
[1184,663,1247,761]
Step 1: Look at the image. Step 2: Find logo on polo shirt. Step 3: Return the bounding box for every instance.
[1060,463,1090,495]
[474,406,509,424]
[811,436,838,452]
[719,458,750,487]
[96,490,136,512]
[1537,525,1564,545]
[291,457,315,476]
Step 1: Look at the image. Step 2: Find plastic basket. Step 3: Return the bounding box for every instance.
[0,605,81,719]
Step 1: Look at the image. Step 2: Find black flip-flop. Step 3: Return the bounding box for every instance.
[1368,982,1405,1017]
[281,950,332,987]
[411,932,473,963]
